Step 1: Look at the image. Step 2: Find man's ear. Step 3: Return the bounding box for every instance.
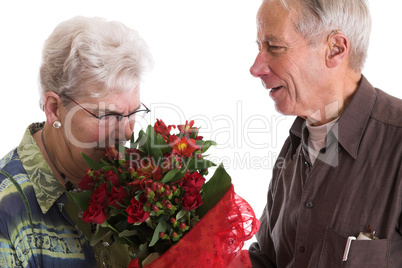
[326,31,349,68]
[43,92,62,125]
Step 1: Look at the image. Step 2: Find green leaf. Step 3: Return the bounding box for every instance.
[196,164,232,218]
[90,226,113,246]
[156,133,170,154]
[146,125,163,160]
[149,220,168,247]
[119,229,138,237]
[134,130,148,152]
[81,153,104,170]
[130,131,136,149]
[175,209,188,221]
[67,191,93,212]
[161,169,182,183]
[196,140,217,153]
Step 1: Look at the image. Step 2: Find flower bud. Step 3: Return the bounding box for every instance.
[156,183,163,191]
[145,187,153,195]
[170,218,176,224]
[152,182,157,192]
[180,222,186,229]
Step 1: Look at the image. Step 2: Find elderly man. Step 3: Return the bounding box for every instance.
[248,0,402,267]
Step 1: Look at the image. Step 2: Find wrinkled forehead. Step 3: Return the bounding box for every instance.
[256,1,297,40]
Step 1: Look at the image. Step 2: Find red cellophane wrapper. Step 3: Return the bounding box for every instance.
[146,185,260,267]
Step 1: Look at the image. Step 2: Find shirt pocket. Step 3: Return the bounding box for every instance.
[318,227,390,268]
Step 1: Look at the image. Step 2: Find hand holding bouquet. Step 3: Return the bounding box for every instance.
[69,120,259,267]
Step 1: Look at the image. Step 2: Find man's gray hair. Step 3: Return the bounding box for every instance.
[264,0,371,71]
[39,16,153,110]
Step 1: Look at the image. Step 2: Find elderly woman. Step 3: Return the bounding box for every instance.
[0,16,152,267]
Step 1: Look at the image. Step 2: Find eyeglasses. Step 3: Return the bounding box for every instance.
[63,95,151,127]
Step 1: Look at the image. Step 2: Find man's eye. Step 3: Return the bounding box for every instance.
[269,45,285,52]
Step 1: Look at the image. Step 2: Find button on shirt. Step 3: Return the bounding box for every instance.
[249,76,402,267]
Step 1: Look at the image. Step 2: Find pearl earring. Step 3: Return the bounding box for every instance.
[53,121,62,129]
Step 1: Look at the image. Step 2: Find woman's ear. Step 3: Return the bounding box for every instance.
[326,31,349,68]
[43,92,62,126]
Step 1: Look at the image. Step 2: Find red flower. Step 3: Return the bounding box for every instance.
[128,259,141,268]
[161,153,181,173]
[104,145,123,161]
[79,174,95,190]
[127,197,150,223]
[154,119,175,141]
[137,157,162,180]
[179,172,206,191]
[82,202,108,224]
[178,120,202,139]
[105,170,120,187]
[181,188,203,211]
[109,186,128,208]
[89,183,109,206]
[125,148,141,169]
[170,136,199,158]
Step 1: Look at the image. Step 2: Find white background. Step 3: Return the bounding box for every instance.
[1,0,401,248]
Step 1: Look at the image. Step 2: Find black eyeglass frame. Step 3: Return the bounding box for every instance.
[62,95,151,124]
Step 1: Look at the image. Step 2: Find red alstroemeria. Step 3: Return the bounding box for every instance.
[160,153,181,173]
[178,120,202,140]
[137,156,162,180]
[154,119,176,141]
[104,145,124,161]
[125,148,142,169]
[170,135,199,158]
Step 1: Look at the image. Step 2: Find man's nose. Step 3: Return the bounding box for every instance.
[250,51,271,78]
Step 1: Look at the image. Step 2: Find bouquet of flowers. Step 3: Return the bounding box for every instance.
[69,120,259,267]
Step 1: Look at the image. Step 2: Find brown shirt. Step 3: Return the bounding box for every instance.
[249,76,402,267]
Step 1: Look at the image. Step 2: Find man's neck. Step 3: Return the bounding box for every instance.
[306,72,361,126]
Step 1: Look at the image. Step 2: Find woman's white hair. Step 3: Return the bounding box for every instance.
[39,16,153,110]
[264,0,371,71]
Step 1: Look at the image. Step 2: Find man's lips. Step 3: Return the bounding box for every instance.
[270,86,283,93]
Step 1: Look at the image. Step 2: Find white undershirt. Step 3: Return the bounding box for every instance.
[306,118,339,165]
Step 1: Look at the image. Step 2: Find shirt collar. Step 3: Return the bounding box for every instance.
[289,75,377,159]
[17,123,65,214]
